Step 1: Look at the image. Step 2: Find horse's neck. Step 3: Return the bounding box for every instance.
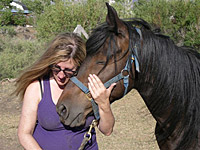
[135,80,168,121]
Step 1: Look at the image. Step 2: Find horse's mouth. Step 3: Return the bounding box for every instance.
[60,113,85,128]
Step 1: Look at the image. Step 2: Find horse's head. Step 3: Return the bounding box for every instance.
[56,3,140,127]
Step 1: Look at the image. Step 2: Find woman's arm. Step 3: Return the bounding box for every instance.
[88,74,116,136]
[18,81,42,150]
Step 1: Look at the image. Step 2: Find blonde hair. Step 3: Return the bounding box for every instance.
[14,32,86,100]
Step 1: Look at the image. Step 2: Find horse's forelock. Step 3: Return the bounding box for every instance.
[86,23,109,56]
[86,22,120,74]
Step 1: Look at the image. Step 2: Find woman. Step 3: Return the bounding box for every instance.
[15,32,116,150]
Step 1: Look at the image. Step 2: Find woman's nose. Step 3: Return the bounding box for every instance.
[57,71,66,78]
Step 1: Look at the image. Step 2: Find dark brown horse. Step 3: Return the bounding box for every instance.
[56,3,200,150]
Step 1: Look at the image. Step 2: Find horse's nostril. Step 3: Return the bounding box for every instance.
[58,104,67,117]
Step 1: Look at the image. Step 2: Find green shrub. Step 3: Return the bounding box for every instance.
[133,0,200,51]
[0,0,27,26]
[12,12,27,26]
[0,9,13,25]
[0,10,27,26]
[0,0,199,81]
[21,0,46,15]
[0,26,16,37]
[111,1,135,18]
[35,0,107,40]
[0,36,45,80]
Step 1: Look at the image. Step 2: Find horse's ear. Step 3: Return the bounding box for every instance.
[105,2,126,35]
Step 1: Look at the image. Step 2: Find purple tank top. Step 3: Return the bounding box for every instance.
[33,77,98,150]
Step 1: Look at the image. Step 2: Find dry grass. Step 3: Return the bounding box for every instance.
[96,90,158,150]
[0,81,23,150]
[0,81,158,150]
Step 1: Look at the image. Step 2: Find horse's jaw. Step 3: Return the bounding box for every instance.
[56,91,93,127]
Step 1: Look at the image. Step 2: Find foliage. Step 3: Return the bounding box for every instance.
[0,36,45,80]
[0,0,199,80]
[133,0,200,50]
[35,0,107,40]
[0,0,11,9]
[0,26,16,37]
[21,0,52,14]
[0,9,13,26]
[0,0,27,26]
[111,0,135,18]
[12,12,27,26]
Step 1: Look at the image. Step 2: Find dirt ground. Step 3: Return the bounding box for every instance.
[0,80,159,150]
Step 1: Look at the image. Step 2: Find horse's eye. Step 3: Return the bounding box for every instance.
[96,61,106,65]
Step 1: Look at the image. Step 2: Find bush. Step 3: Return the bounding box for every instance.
[133,0,200,51]
[35,0,199,51]
[0,0,199,81]
[0,26,16,37]
[0,9,13,26]
[111,0,135,18]
[0,0,27,26]
[22,0,52,15]
[35,0,107,40]
[0,36,45,80]
[0,10,27,26]
[12,12,27,26]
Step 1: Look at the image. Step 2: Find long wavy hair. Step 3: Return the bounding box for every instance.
[14,32,86,100]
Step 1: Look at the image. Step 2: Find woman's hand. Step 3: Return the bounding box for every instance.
[88,74,116,107]
[88,74,116,136]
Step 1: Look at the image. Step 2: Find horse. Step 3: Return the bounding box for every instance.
[56,3,200,150]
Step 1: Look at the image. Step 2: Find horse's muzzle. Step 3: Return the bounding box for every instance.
[56,104,69,122]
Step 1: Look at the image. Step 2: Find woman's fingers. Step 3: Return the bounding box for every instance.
[88,74,106,100]
[88,82,96,99]
[108,83,117,93]
[88,74,101,98]
[88,74,117,102]
[92,74,104,88]
[88,74,100,89]
[88,75,96,89]
[89,74,105,89]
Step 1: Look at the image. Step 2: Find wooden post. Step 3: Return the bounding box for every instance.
[73,25,89,39]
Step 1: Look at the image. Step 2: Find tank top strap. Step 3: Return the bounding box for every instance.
[41,76,52,103]
[38,78,43,98]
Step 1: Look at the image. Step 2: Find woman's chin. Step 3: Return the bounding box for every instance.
[57,79,69,87]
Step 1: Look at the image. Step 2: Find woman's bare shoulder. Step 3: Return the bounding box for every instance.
[26,80,40,92]
[24,80,41,104]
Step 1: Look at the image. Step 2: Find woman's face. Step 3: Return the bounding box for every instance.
[51,59,77,87]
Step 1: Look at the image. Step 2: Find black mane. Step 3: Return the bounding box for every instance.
[86,18,152,56]
[86,23,110,56]
[86,18,200,149]
[138,25,200,149]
